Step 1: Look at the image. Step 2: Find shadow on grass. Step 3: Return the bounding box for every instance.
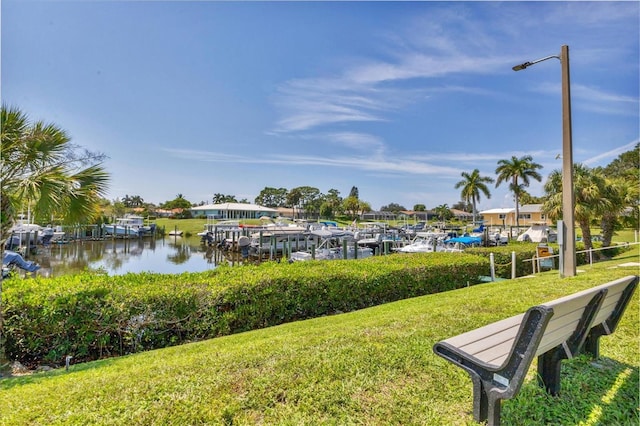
[503,356,639,425]
[0,356,115,390]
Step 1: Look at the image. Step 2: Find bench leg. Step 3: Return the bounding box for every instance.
[583,332,601,359]
[537,348,563,395]
[472,376,503,426]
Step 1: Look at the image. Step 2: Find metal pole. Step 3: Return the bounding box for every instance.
[560,45,576,277]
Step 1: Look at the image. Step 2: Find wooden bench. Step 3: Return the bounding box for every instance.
[433,275,638,426]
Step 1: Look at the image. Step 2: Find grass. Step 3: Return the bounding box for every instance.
[2,252,637,425]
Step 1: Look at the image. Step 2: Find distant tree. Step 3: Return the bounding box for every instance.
[131,195,144,207]
[413,204,426,211]
[542,164,609,251]
[348,186,359,199]
[212,193,237,204]
[518,192,545,206]
[287,186,321,217]
[599,176,637,247]
[495,155,543,228]
[434,204,453,223]
[600,143,639,231]
[603,142,639,178]
[255,187,288,207]
[319,202,334,219]
[121,194,144,208]
[380,203,406,213]
[323,189,343,215]
[455,169,494,224]
[452,201,471,212]
[342,196,362,219]
[112,199,126,218]
[162,194,192,210]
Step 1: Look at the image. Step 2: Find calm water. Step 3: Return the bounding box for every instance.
[20,236,249,278]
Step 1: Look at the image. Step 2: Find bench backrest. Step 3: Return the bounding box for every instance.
[536,275,636,357]
[438,275,637,367]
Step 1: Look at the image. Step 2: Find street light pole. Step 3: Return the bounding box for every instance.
[512,44,576,277]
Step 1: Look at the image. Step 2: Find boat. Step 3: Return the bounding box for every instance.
[394,231,448,253]
[517,223,557,243]
[445,235,483,249]
[249,224,308,257]
[168,229,183,236]
[289,228,373,262]
[6,220,66,249]
[102,215,155,237]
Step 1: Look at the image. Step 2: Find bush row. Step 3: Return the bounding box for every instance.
[2,252,489,367]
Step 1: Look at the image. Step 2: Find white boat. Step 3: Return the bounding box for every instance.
[289,229,373,262]
[102,215,154,237]
[7,220,65,248]
[394,231,448,253]
[249,225,308,256]
[517,223,557,243]
[168,229,183,236]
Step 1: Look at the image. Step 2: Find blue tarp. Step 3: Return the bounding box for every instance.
[447,236,482,245]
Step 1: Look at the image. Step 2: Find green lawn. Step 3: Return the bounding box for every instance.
[2,252,637,425]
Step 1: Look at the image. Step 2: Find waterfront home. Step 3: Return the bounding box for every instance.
[479,204,551,228]
[190,203,277,220]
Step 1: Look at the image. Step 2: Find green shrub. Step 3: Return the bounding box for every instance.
[2,252,488,367]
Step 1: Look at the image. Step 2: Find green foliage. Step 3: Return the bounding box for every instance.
[0,255,637,425]
[2,253,488,367]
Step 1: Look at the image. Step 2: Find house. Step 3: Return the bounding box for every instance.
[517,204,551,225]
[398,210,434,221]
[190,203,277,220]
[479,204,551,228]
[360,211,397,221]
[154,208,184,218]
[450,209,474,222]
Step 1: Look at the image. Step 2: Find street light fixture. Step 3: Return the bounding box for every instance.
[512,45,576,278]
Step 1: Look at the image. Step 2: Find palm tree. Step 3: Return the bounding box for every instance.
[495,155,543,228]
[1,105,110,244]
[1,105,109,364]
[599,176,636,248]
[454,169,494,225]
[434,204,452,224]
[542,164,609,252]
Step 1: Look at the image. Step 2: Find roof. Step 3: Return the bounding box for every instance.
[190,203,277,212]
[518,204,543,213]
[479,208,515,215]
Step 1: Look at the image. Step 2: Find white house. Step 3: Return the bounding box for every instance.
[190,203,278,220]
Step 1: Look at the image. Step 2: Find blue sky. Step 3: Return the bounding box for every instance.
[3,1,638,211]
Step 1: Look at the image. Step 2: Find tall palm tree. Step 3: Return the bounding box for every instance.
[454,169,494,225]
[542,164,609,252]
[495,155,543,228]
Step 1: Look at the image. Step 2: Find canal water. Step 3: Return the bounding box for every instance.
[17,236,249,278]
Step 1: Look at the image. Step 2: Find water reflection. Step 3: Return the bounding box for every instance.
[21,236,249,278]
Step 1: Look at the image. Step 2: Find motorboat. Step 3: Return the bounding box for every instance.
[102,215,155,237]
[249,224,308,257]
[394,231,448,253]
[517,223,557,243]
[289,228,373,261]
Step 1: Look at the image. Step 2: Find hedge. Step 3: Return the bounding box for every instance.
[2,252,489,367]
